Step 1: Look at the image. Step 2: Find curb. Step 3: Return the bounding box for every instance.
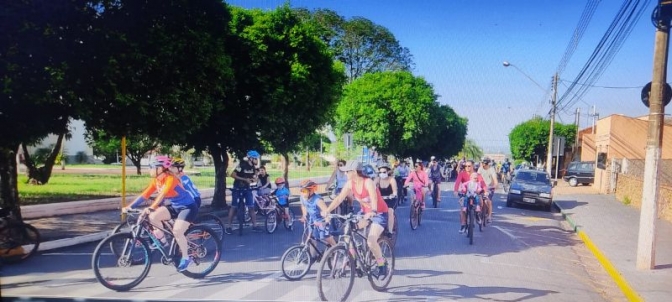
[554,203,643,302]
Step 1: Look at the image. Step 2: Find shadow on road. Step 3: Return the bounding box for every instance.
[375,282,559,301]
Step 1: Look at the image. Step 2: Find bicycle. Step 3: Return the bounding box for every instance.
[431,179,440,208]
[92,208,221,291]
[228,187,254,236]
[0,208,40,264]
[381,195,399,248]
[316,213,395,302]
[265,195,296,233]
[464,195,478,245]
[408,186,424,230]
[280,221,334,281]
[251,184,274,217]
[501,172,511,192]
[394,176,407,205]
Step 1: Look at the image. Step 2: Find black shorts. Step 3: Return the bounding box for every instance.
[166,203,199,223]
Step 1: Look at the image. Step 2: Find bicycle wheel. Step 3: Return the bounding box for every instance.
[409,201,419,230]
[418,205,423,226]
[368,237,395,291]
[196,214,225,242]
[317,244,355,302]
[280,244,312,281]
[467,209,474,245]
[180,225,222,279]
[265,210,278,234]
[92,232,151,291]
[432,184,439,208]
[237,205,245,236]
[0,223,41,264]
[283,207,296,230]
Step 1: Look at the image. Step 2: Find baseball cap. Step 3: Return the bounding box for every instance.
[339,160,362,172]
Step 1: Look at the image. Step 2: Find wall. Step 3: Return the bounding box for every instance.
[615,174,672,223]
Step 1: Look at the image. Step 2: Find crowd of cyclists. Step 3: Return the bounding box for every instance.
[118,149,515,281]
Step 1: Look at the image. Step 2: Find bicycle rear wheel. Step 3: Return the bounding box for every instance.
[432,184,439,208]
[0,223,41,264]
[92,232,151,291]
[180,225,222,279]
[368,237,395,291]
[409,201,419,230]
[265,210,278,234]
[196,214,225,242]
[281,244,312,281]
[467,209,474,245]
[317,244,355,302]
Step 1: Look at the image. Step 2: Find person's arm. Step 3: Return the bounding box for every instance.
[454,173,464,192]
[149,176,178,210]
[364,179,378,214]
[404,173,414,186]
[325,169,337,188]
[128,180,156,208]
[390,178,398,196]
[300,202,308,222]
[230,166,252,184]
[490,168,499,188]
[317,198,330,214]
[325,181,351,213]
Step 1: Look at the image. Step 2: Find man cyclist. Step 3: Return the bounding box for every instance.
[225,150,263,234]
[428,157,443,207]
[453,160,487,233]
[500,158,512,183]
[123,156,197,272]
[478,157,498,223]
[394,161,410,203]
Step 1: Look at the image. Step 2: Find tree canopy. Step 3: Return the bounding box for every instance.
[509,117,577,163]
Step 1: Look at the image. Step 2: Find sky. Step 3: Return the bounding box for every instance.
[225,0,667,154]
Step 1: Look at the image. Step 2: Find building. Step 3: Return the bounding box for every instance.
[21,119,95,164]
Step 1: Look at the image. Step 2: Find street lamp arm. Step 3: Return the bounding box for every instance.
[503,61,548,93]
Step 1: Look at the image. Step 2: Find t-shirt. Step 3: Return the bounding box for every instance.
[301,193,325,223]
[478,166,498,187]
[274,186,290,206]
[233,160,256,188]
[501,162,511,173]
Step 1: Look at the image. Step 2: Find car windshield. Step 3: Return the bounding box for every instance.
[515,172,549,184]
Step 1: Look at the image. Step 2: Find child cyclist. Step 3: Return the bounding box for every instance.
[122,156,197,272]
[299,180,337,252]
[171,157,201,207]
[459,172,483,229]
[273,177,291,222]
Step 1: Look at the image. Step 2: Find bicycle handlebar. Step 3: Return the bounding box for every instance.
[326,212,366,222]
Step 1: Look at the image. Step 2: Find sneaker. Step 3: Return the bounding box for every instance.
[476,215,482,225]
[487,217,492,223]
[224,227,233,235]
[377,263,388,280]
[459,225,466,233]
[252,226,264,232]
[177,257,191,272]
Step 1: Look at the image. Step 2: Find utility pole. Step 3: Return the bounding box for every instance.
[546,73,558,175]
[637,0,671,270]
[573,107,580,160]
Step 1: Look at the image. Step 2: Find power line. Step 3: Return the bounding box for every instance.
[559,79,643,89]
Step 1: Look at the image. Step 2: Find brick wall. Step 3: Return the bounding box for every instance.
[615,174,672,223]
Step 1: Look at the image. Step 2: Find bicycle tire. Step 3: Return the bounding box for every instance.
[0,223,41,264]
[283,207,296,230]
[432,184,439,208]
[265,209,278,234]
[467,208,474,245]
[92,232,151,291]
[418,205,423,226]
[316,244,355,302]
[237,204,245,236]
[178,224,222,279]
[281,244,312,281]
[368,237,395,291]
[196,214,225,242]
[409,201,419,230]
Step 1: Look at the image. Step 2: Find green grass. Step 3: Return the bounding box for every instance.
[18,166,332,205]
[622,195,631,205]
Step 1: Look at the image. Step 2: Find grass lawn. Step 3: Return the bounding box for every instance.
[18,165,332,205]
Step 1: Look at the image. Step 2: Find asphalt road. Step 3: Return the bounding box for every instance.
[1,183,623,302]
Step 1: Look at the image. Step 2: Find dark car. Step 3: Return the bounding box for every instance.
[506,170,555,211]
[562,161,595,187]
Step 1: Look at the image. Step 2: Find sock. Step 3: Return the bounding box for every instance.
[377,258,385,266]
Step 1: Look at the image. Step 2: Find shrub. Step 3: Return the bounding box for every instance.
[75,151,88,164]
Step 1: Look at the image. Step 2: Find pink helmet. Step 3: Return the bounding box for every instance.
[149,155,172,169]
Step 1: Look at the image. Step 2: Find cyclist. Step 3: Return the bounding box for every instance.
[478,157,498,223]
[375,164,397,235]
[500,158,512,183]
[298,180,337,254]
[323,160,390,279]
[458,156,467,172]
[225,150,263,234]
[257,165,271,196]
[274,177,291,221]
[171,157,202,207]
[394,160,410,203]
[459,172,483,224]
[453,160,487,233]
[428,158,443,207]
[123,155,197,272]
[325,159,351,213]
[404,161,430,209]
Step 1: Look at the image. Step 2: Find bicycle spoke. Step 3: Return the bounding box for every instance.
[92,233,151,291]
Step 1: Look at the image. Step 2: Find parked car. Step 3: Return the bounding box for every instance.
[562,161,595,187]
[506,170,556,211]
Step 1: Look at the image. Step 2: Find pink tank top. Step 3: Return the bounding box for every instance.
[351,179,388,214]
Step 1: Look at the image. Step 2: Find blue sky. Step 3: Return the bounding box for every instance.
[226,0,664,154]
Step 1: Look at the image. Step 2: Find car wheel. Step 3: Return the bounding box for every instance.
[568,177,578,187]
[546,201,554,212]
[506,196,513,207]
[582,183,590,186]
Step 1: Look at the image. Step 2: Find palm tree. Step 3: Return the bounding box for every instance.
[458,139,483,161]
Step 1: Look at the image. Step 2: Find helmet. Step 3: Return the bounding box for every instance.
[505,158,509,162]
[361,164,376,179]
[172,157,186,168]
[299,179,318,192]
[246,150,260,159]
[275,177,285,184]
[149,155,171,169]
[377,163,391,171]
[482,156,491,165]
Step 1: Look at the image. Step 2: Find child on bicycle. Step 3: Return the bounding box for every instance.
[459,172,483,230]
[171,157,202,207]
[123,156,197,272]
[298,180,337,251]
[274,177,291,220]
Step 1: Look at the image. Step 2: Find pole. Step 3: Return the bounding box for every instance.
[637,0,670,270]
[121,136,127,222]
[546,73,558,175]
[554,137,560,181]
[574,107,580,159]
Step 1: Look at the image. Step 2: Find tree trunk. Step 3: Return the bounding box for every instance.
[306,150,310,172]
[0,145,23,221]
[210,143,229,209]
[22,132,64,185]
[281,153,289,183]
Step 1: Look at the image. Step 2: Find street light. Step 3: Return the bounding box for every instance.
[503,61,558,176]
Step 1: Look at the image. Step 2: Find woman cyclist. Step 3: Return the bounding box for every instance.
[123,155,198,272]
[375,164,397,235]
[404,161,430,209]
[323,160,390,279]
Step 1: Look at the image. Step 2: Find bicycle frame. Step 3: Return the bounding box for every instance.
[331,214,375,277]
[128,211,179,261]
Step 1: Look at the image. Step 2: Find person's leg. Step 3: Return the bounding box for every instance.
[244,189,258,228]
[174,204,198,271]
[387,208,395,234]
[148,207,171,242]
[227,189,239,228]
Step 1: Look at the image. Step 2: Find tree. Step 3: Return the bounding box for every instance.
[422,105,468,160]
[86,130,169,174]
[459,139,484,161]
[509,117,577,163]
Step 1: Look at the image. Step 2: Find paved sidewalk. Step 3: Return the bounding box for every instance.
[554,192,672,302]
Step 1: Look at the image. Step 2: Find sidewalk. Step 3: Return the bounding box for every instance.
[554,187,672,301]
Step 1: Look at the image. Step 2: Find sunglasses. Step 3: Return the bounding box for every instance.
[465,165,473,167]
[338,165,343,167]
[300,188,310,193]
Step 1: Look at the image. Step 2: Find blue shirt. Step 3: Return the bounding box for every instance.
[501,162,511,173]
[179,174,201,199]
[274,186,290,206]
[301,193,325,223]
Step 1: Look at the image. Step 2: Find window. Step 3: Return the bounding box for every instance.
[597,153,607,170]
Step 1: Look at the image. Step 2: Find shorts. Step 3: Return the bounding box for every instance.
[370,212,388,229]
[167,203,199,223]
[383,197,396,209]
[232,187,254,208]
[194,197,202,208]
[310,220,332,240]
[462,195,481,210]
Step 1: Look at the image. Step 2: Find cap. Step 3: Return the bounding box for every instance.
[339,160,362,172]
